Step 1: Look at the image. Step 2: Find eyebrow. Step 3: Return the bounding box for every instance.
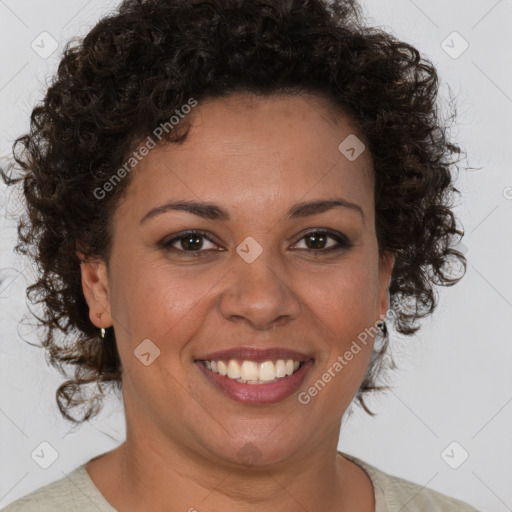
[140,198,366,225]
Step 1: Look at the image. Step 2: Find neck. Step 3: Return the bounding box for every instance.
[87,427,374,512]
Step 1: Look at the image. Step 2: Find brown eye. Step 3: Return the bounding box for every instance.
[176,233,206,251]
[304,232,329,249]
[160,230,220,257]
[292,230,352,253]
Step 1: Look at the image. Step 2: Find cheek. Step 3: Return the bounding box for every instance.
[300,257,379,396]
[304,259,379,332]
[303,269,378,411]
[108,258,218,357]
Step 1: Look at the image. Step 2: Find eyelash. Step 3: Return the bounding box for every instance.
[159,229,353,257]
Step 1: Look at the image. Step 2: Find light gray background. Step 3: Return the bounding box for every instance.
[1,1,511,510]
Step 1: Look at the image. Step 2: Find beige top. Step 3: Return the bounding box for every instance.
[1,451,481,511]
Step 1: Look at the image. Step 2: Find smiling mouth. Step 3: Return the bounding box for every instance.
[198,359,304,385]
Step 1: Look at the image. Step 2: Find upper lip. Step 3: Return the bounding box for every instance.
[195,347,313,363]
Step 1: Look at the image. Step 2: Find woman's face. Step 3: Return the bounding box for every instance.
[83,93,394,467]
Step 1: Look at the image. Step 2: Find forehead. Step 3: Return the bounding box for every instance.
[118,92,374,223]
[184,92,371,172]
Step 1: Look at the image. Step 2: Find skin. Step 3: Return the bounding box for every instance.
[80,92,394,511]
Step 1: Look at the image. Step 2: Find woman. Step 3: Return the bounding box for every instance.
[1,0,480,510]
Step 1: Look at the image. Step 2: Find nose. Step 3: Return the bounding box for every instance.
[219,250,302,330]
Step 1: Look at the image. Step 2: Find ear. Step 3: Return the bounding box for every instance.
[378,250,395,320]
[77,251,112,329]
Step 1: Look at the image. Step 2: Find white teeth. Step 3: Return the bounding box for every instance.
[259,361,276,381]
[227,360,241,379]
[240,361,259,381]
[217,360,227,376]
[203,358,303,383]
[275,359,286,378]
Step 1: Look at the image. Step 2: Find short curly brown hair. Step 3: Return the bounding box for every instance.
[2,0,468,424]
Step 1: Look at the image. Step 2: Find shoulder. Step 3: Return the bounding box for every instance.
[1,465,115,512]
[340,451,481,512]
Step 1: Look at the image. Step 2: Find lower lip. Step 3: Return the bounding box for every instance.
[196,360,313,404]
